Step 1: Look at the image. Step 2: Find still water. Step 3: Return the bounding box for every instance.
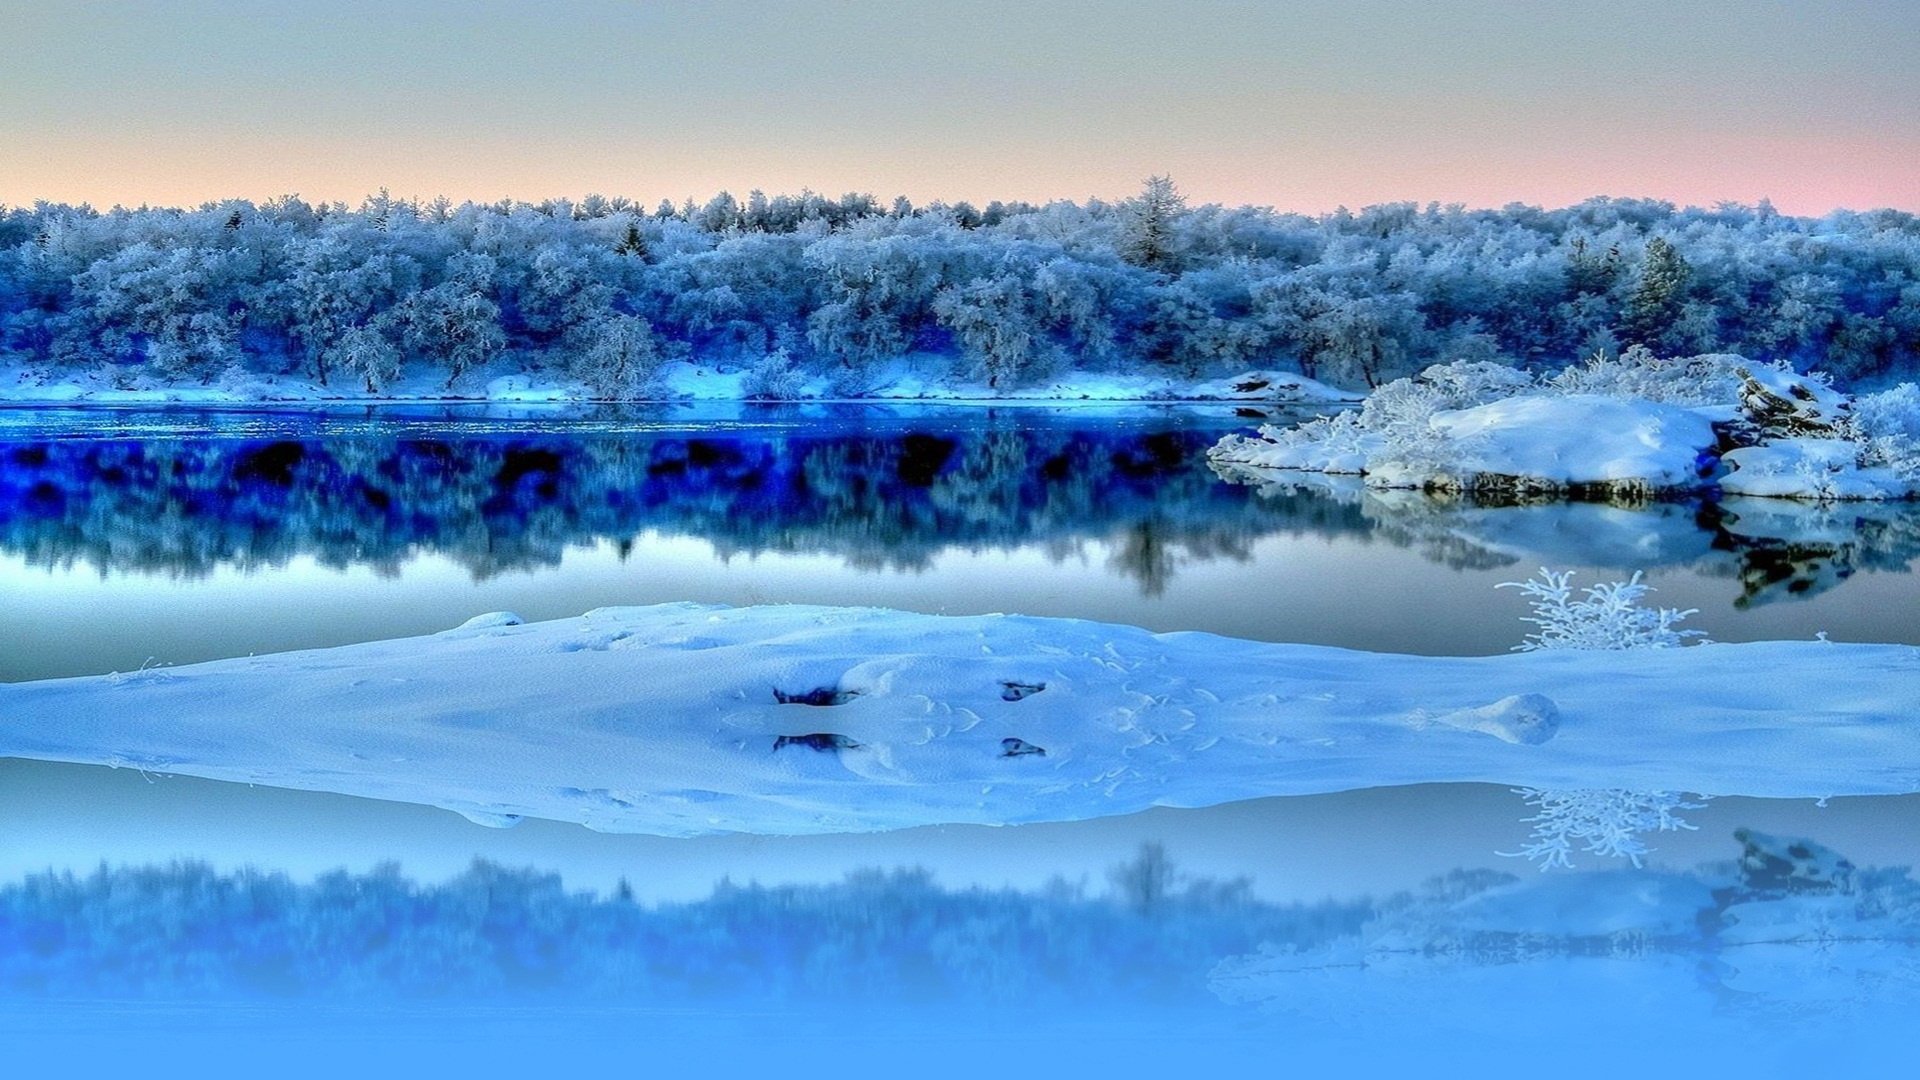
[5,403,1917,682]
[4,404,1918,1073]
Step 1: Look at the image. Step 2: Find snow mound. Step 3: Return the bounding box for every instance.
[447,611,526,632]
[5,604,1919,837]
[1211,353,1920,502]
[1217,394,1718,496]
[1418,693,1560,745]
[1412,395,1717,492]
[1721,438,1918,500]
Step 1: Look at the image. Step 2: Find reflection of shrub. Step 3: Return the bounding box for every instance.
[1502,788,1710,870]
[1498,568,1706,651]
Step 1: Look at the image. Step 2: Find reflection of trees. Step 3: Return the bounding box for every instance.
[0,849,1364,1003]
[1213,462,1920,607]
[0,427,1375,593]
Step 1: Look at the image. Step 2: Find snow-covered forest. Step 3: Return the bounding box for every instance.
[4,183,1919,396]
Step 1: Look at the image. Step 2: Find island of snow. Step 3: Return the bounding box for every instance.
[1210,351,1920,501]
[4,603,1917,837]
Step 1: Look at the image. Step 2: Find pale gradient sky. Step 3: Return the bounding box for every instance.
[2,0,1915,214]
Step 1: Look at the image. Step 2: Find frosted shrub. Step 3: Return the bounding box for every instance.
[1854,383,1920,442]
[740,347,812,400]
[1411,359,1534,407]
[1852,384,1920,483]
[1498,568,1706,651]
[1503,788,1710,870]
[1543,346,1755,407]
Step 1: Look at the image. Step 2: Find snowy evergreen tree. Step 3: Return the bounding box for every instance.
[1622,236,1692,348]
[1119,175,1186,270]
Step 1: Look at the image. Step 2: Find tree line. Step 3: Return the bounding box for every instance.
[2,182,1917,395]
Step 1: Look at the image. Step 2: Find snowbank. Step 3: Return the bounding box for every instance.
[1212,355,1920,502]
[0,359,1353,407]
[4,604,1916,836]
[1720,438,1917,500]
[1215,393,1721,496]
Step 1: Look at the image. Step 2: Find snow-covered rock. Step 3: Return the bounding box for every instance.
[4,603,1918,836]
[1736,365,1853,439]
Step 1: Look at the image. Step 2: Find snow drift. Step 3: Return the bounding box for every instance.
[3,603,1917,837]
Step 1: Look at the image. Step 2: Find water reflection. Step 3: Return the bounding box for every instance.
[1214,464,1920,610]
[6,409,1920,683]
[8,418,1918,608]
[4,824,1912,1027]
[0,424,1309,590]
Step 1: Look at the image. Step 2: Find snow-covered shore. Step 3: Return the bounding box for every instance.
[0,361,1356,407]
[1211,354,1920,502]
[3,604,1915,836]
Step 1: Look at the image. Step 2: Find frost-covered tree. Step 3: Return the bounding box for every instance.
[934,274,1039,388]
[569,313,664,398]
[1622,236,1693,348]
[1118,175,1186,271]
[3,191,1918,396]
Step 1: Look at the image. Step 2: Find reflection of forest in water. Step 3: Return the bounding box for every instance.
[0,426,1365,594]
[4,422,1918,602]
[5,826,1914,1024]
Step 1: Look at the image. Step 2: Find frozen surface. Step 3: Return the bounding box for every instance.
[5,603,1917,836]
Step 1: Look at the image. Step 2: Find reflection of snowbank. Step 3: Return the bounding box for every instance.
[5,604,1917,836]
[1213,828,1920,1024]
[1213,462,1920,607]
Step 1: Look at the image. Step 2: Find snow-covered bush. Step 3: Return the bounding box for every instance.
[569,313,665,398]
[1852,384,1920,483]
[1498,568,1706,651]
[1502,788,1710,870]
[1854,383,1920,443]
[740,346,812,400]
[1543,345,1758,406]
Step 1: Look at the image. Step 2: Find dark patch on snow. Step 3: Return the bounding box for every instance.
[1232,377,1271,393]
[1000,680,1046,702]
[1000,737,1046,758]
[774,732,862,753]
[774,687,862,706]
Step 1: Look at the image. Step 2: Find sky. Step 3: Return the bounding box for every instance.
[1,0,1916,215]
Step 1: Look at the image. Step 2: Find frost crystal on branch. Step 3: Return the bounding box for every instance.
[1498,568,1706,651]
[1502,788,1710,870]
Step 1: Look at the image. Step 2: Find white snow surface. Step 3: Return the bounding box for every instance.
[1211,356,1920,501]
[1397,395,1718,490]
[4,603,1917,837]
[0,358,1354,406]
[1215,395,1721,491]
[1720,438,1919,500]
